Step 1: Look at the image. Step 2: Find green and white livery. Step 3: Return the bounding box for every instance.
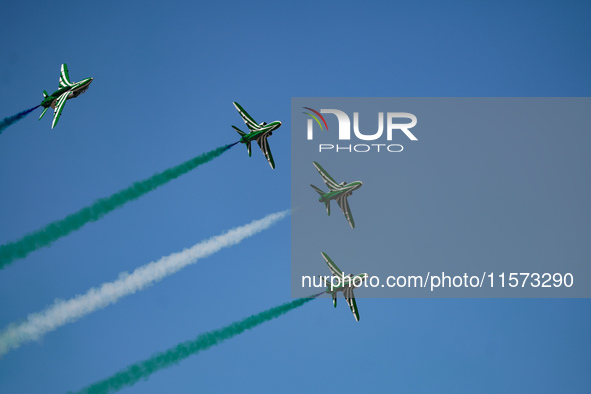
[231,102,282,169]
[311,161,363,229]
[39,64,93,129]
[320,252,368,322]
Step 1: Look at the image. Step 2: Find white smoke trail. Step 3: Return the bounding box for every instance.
[0,210,290,356]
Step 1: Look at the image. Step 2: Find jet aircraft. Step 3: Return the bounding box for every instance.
[319,252,368,321]
[39,64,93,129]
[310,161,363,228]
[231,102,282,169]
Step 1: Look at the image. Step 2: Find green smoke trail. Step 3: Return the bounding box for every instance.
[0,106,40,134]
[0,143,237,269]
[75,295,320,394]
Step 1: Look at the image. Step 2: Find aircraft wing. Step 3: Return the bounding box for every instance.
[233,102,260,132]
[59,63,74,89]
[255,134,275,169]
[343,287,360,321]
[336,194,355,229]
[321,252,343,277]
[52,91,70,129]
[312,161,340,191]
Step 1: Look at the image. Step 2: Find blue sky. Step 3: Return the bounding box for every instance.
[0,1,590,393]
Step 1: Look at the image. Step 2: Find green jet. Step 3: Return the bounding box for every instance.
[319,252,368,321]
[39,63,93,129]
[231,102,282,169]
[310,161,363,229]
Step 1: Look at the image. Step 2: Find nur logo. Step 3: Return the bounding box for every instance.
[302,107,329,139]
[303,107,418,153]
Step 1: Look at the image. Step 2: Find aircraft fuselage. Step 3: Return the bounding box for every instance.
[239,121,282,144]
[326,273,369,293]
[40,77,93,109]
[318,181,363,203]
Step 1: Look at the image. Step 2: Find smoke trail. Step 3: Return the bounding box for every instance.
[0,210,290,356]
[0,106,40,134]
[75,294,320,394]
[0,143,237,269]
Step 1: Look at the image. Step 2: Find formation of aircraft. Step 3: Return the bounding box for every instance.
[32,66,368,323]
[319,252,367,321]
[39,64,93,129]
[310,161,363,229]
[231,102,282,169]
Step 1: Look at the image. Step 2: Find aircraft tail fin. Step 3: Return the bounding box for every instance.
[332,293,337,308]
[232,125,246,137]
[43,90,49,98]
[39,106,49,120]
[319,276,334,295]
[310,184,324,196]
[232,125,252,156]
[310,184,329,214]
